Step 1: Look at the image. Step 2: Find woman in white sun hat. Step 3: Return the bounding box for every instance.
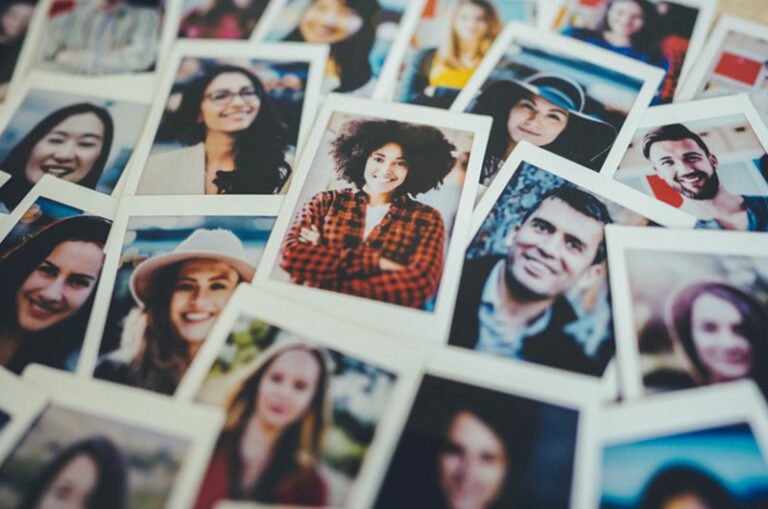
[95,228,256,395]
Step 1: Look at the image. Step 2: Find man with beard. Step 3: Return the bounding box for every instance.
[448,186,611,376]
[643,123,768,231]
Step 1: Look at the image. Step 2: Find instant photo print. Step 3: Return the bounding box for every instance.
[607,225,768,400]
[365,347,601,509]
[176,284,423,509]
[450,22,664,187]
[0,0,39,103]
[0,368,49,464]
[255,93,491,340]
[121,40,327,200]
[551,0,717,104]
[0,364,224,509]
[255,0,425,98]
[443,144,694,387]
[0,72,152,213]
[387,0,541,108]
[170,0,275,40]
[78,195,281,394]
[610,94,768,232]
[599,382,768,509]
[677,15,768,125]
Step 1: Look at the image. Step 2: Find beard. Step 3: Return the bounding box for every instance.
[674,170,720,200]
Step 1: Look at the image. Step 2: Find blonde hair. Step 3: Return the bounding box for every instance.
[435,0,501,70]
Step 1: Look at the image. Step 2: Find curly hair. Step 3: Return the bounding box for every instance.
[330,119,456,196]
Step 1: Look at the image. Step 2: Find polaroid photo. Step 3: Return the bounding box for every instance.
[450,21,665,188]
[254,93,491,340]
[0,364,224,509]
[121,40,327,201]
[12,0,177,82]
[442,143,693,389]
[599,381,768,509]
[255,0,425,98]
[0,72,153,214]
[78,195,281,396]
[174,283,423,509]
[678,15,768,126]
[551,0,717,104]
[363,347,601,509]
[385,0,541,108]
[0,0,38,104]
[0,176,116,375]
[610,94,768,232]
[606,225,768,402]
[0,368,49,464]
[169,0,278,41]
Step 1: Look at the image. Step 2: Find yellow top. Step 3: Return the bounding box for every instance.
[428,58,476,89]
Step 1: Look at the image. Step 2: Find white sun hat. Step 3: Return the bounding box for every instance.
[129,228,256,307]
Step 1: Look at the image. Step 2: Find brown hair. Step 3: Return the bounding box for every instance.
[435,0,501,70]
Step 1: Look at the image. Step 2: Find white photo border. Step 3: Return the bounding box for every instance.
[0,368,49,464]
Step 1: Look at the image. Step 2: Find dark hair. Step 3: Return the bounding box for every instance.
[520,186,612,264]
[598,0,664,51]
[0,103,114,211]
[667,282,768,391]
[180,0,269,38]
[225,344,329,502]
[638,465,737,509]
[642,123,711,160]
[0,216,111,374]
[20,435,128,509]
[0,0,35,39]
[285,0,381,92]
[168,65,291,194]
[331,119,456,196]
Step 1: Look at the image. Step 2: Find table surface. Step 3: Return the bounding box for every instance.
[718,0,768,25]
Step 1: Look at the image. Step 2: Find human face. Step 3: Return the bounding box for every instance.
[507,197,604,299]
[255,348,321,430]
[507,95,569,147]
[453,3,490,46]
[35,454,99,509]
[690,293,753,382]
[200,72,261,134]
[606,0,645,38]
[648,138,720,200]
[1,2,34,39]
[660,493,712,509]
[24,113,106,185]
[438,411,507,509]
[15,241,104,333]
[169,259,239,344]
[298,0,364,44]
[362,142,409,199]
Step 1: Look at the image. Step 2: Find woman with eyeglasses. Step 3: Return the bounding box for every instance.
[137,65,292,195]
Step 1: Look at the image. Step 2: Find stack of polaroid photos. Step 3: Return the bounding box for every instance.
[1,0,768,508]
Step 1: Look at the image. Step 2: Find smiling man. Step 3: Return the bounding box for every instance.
[643,123,768,231]
[448,186,611,376]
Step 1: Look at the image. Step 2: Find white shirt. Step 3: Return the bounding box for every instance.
[364,203,390,239]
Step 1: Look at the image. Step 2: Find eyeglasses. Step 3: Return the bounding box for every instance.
[204,88,260,106]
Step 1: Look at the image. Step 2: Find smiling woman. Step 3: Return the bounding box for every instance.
[94,228,256,395]
[0,103,114,212]
[0,215,111,374]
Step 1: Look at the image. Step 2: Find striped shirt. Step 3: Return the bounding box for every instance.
[40,2,161,75]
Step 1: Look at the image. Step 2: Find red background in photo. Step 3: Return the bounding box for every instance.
[714,52,763,85]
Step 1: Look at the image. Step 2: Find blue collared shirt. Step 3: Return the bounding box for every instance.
[695,195,768,232]
[475,260,553,357]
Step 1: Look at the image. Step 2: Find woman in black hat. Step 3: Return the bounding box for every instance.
[470,73,618,184]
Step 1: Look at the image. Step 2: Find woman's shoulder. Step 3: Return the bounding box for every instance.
[402,196,444,222]
[276,464,328,505]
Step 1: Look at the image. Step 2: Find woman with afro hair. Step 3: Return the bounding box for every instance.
[279,119,456,308]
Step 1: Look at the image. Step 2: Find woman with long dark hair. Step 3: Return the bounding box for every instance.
[0,0,35,101]
[0,215,111,374]
[471,73,617,184]
[284,0,381,93]
[0,103,114,212]
[663,281,768,395]
[399,0,501,108]
[178,0,270,39]
[95,228,255,395]
[194,340,331,509]
[137,65,291,195]
[562,0,667,68]
[20,435,128,509]
[279,119,455,309]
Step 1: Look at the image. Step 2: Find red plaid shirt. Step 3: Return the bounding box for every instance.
[279,188,445,308]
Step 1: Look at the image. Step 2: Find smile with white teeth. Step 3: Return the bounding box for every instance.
[677,172,704,183]
[182,311,215,323]
[41,165,75,176]
[523,254,556,274]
